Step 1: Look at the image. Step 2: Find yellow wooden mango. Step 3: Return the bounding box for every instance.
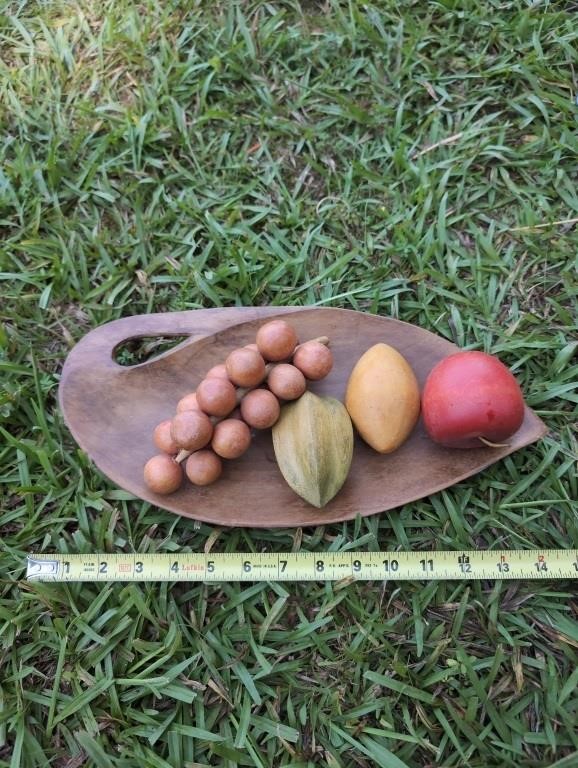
[345,343,420,453]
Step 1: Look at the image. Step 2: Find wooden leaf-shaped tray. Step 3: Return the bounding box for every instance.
[59,307,547,528]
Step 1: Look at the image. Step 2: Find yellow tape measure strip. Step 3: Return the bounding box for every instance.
[26,550,578,582]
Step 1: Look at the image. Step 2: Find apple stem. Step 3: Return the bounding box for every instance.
[478,436,511,449]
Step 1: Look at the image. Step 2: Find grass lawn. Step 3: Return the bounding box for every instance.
[1,0,577,766]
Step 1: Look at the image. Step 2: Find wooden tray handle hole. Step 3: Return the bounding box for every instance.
[114,336,190,366]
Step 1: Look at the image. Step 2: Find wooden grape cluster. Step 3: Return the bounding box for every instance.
[143,320,334,495]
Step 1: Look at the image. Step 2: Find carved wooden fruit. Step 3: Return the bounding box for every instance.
[345,343,421,453]
[58,307,548,528]
[272,392,353,508]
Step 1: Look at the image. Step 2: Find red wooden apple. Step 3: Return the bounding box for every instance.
[422,351,525,448]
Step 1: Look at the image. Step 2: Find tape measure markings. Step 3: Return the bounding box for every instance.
[26,550,578,582]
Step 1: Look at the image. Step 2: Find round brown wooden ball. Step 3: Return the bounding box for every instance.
[256,320,298,361]
[206,363,230,380]
[144,454,183,494]
[240,388,280,429]
[170,410,213,451]
[225,347,266,387]
[153,419,179,454]
[293,341,334,380]
[196,377,237,417]
[211,418,252,459]
[185,450,222,486]
[176,392,201,413]
[267,364,306,400]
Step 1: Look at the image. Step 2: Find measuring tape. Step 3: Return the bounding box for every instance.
[26,550,578,582]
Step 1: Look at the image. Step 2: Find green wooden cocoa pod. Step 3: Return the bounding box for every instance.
[272,391,353,508]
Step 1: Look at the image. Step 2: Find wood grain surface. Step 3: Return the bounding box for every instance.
[58,307,548,528]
